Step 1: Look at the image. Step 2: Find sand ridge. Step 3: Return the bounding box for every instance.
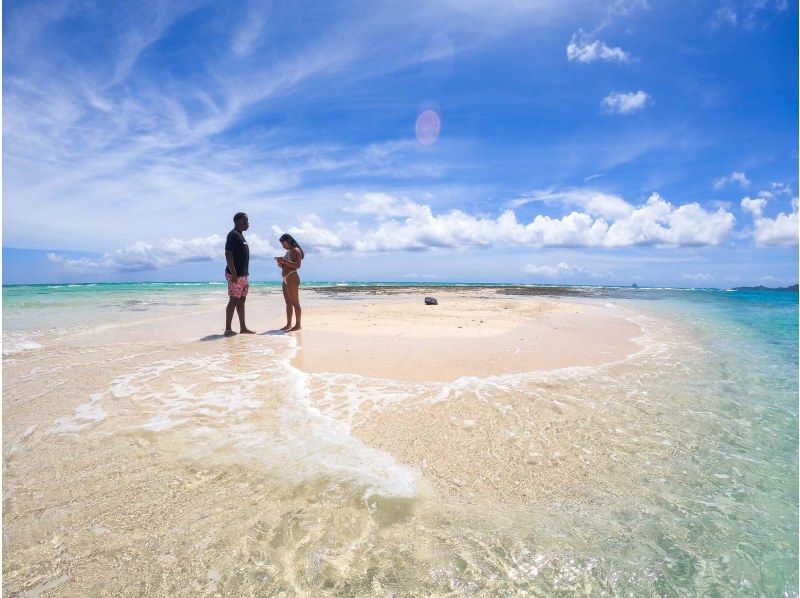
[291,291,643,382]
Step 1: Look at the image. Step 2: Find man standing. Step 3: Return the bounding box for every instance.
[224,212,255,335]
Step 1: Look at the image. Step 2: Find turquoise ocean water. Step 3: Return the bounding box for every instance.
[3,282,798,594]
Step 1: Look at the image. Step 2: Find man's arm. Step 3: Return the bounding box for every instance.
[225,250,238,281]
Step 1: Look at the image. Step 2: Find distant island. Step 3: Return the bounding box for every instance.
[733,284,799,292]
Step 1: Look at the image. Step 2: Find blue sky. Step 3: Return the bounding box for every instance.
[3,0,798,286]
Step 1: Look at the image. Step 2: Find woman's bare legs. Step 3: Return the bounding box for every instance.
[285,274,301,331]
[281,283,293,330]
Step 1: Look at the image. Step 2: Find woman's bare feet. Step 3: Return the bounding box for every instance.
[240,328,256,334]
[223,329,237,337]
[288,325,302,331]
[280,324,292,331]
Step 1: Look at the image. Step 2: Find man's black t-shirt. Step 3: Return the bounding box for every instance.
[225,229,249,277]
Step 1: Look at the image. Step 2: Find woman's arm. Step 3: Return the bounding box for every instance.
[278,248,302,269]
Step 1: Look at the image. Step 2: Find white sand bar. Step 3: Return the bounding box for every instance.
[292,291,643,381]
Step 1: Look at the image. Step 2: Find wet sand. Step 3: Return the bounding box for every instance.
[3,286,671,595]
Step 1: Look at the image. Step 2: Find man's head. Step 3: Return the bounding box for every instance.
[233,212,249,232]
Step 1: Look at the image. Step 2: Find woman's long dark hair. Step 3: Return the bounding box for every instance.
[279,233,305,259]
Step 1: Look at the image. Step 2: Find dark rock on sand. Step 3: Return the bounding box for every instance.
[425,297,438,305]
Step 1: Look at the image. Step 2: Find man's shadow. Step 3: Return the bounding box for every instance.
[199,329,291,341]
[199,333,227,341]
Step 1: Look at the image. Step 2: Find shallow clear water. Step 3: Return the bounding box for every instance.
[3,283,797,595]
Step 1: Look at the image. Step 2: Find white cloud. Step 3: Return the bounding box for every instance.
[523,262,602,278]
[714,171,751,189]
[281,192,734,252]
[344,192,427,219]
[758,182,794,199]
[567,30,632,63]
[47,192,740,272]
[601,91,650,114]
[752,212,798,246]
[399,273,439,279]
[740,196,799,247]
[681,272,714,283]
[510,188,634,219]
[741,197,766,217]
[47,234,279,273]
[603,193,735,247]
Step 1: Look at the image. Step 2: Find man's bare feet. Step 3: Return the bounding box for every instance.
[223,329,237,336]
[280,324,292,331]
[288,325,302,331]
[240,328,256,334]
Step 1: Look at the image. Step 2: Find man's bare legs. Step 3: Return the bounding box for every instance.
[281,284,293,331]
[225,296,239,335]
[236,297,255,333]
[225,296,255,334]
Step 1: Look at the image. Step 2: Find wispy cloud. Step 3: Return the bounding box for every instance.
[757,182,794,199]
[711,0,788,29]
[680,272,714,283]
[4,0,584,251]
[231,1,271,56]
[567,29,632,63]
[713,5,739,26]
[509,188,634,219]
[714,171,751,189]
[523,262,605,278]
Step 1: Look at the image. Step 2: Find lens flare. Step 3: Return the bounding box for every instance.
[415,110,440,145]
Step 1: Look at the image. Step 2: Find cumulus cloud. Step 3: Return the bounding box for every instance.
[567,30,632,63]
[601,91,650,114]
[281,192,734,252]
[714,171,751,189]
[47,234,278,273]
[741,196,766,217]
[48,192,740,273]
[740,196,798,247]
[752,212,798,247]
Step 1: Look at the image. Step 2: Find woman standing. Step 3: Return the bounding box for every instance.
[275,233,304,331]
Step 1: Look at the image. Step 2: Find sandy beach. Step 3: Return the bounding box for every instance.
[293,290,642,381]
[3,283,797,595]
